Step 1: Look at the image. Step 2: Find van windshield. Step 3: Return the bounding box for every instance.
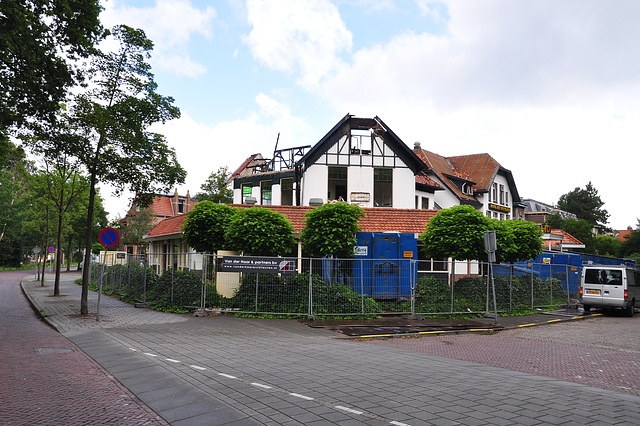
[584,268,622,285]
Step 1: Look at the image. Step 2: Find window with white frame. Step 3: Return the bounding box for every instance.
[241,184,252,204]
[260,181,272,205]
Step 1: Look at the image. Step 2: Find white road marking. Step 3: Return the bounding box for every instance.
[335,405,364,415]
[290,393,314,401]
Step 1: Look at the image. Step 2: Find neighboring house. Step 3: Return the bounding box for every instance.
[521,199,577,224]
[143,214,203,274]
[615,227,634,244]
[413,144,523,220]
[120,189,196,255]
[542,229,585,253]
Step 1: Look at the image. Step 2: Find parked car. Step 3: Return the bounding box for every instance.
[580,265,640,316]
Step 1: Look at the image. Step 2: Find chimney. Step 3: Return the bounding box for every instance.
[414,141,421,150]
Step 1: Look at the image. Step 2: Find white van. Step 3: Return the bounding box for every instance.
[579,265,640,316]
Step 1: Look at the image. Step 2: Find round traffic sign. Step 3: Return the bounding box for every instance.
[98,227,120,248]
[48,246,55,253]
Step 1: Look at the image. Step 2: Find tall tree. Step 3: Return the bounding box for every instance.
[300,202,364,258]
[225,208,295,257]
[0,0,103,135]
[421,205,491,261]
[491,219,543,263]
[557,182,609,227]
[182,202,237,253]
[196,166,233,204]
[40,157,86,295]
[26,25,186,314]
[117,207,155,253]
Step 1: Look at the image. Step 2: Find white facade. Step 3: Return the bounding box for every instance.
[482,173,513,220]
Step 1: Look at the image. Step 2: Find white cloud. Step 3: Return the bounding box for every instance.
[100,0,216,78]
[315,0,640,229]
[244,0,352,88]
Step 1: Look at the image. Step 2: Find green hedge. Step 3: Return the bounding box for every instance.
[228,273,381,315]
[407,275,567,314]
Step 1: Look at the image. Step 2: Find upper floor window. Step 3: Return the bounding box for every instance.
[260,181,272,205]
[178,199,185,214]
[350,129,372,155]
[281,178,293,206]
[374,168,392,207]
[499,184,505,204]
[492,183,498,203]
[241,184,252,204]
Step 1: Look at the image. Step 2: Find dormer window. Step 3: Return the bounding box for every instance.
[178,199,185,214]
[461,182,473,195]
[350,129,372,155]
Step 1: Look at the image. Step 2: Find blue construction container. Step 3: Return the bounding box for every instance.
[353,232,417,298]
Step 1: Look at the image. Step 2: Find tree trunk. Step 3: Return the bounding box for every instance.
[54,187,64,296]
[81,162,99,314]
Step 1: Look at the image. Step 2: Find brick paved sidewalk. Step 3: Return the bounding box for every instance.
[0,270,168,425]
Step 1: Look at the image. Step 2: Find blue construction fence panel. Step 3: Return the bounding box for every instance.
[503,252,635,295]
[351,232,418,299]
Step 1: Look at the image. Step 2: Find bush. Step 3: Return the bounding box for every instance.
[228,273,381,315]
[149,269,202,311]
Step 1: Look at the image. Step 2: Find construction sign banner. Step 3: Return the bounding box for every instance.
[220,256,296,274]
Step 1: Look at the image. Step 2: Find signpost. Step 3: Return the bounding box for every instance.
[484,230,498,324]
[98,227,120,248]
[96,228,120,322]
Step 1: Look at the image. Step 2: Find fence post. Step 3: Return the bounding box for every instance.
[308,259,313,320]
[450,259,455,313]
[255,272,259,314]
[531,264,534,309]
[360,259,364,315]
[566,264,571,307]
[411,259,416,316]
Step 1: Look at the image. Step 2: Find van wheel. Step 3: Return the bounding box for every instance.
[626,302,635,317]
[583,305,591,312]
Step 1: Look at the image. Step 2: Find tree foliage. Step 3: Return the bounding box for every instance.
[195,166,233,204]
[0,0,103,133]
[118,206,155,253]
[225,207,295,256]
[182,202,237,253]
[421,205,491,261]
[422,205,542,262]
[557,182,609,227]
[24,25,185,314]
[592,235,622,257]
[300,202,364,258]
[491,219,543,263]
[620,221,640,258]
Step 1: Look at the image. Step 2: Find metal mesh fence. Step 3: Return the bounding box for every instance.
[86,252,580,316]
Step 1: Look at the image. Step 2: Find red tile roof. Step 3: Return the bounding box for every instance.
[616,229,633,243]
[414,148,479,205]
[543,229,585,251]
[448,153,501,192]
[145,205,440,239]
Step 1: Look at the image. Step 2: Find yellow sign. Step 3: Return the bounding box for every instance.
[488,203,511,213]
[403,251,414,258]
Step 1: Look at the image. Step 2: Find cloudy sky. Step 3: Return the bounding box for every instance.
[99,0,640,230]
